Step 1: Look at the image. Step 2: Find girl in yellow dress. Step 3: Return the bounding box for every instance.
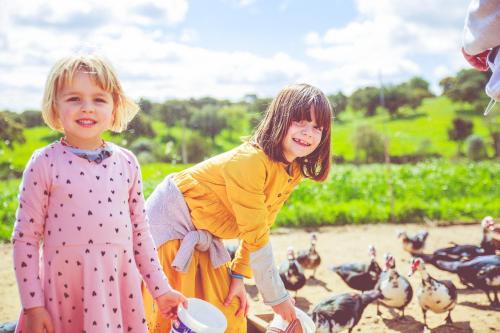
[143,83,333,332]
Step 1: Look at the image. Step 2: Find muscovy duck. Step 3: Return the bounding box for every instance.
[375,253,413,318]
[311,290,381,333]
[435,254,500,306]
[279,247,306,297]
[331,245,382,293]
[296,233,321,279]
[397,230,429,254]
[408,258,457,329]
[482,216,500,252]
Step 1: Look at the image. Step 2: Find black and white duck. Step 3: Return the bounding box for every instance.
[436,254,500,306]
[397,230,429,254]
[279,247,306,297]
[482,216,500,252]
[375,253,413,318]
[331,245,382,293]
[408,258,457,329]
[311,290,381,333]
[296,233,321,279]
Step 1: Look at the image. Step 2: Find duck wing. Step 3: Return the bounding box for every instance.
[433,244,486,261]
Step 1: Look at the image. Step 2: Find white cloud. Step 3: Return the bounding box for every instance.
[179,29,199,43]
[238,0,257,7]
[0,2,309,111]
[304,32,321,46]
[304,0,470,92]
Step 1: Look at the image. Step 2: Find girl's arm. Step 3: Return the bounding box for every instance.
[222,154,269,278]
[127,155,171,298]
[12,150,50,310]
[223,154,290,307]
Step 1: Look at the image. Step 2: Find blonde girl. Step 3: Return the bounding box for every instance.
[12,54,186,333]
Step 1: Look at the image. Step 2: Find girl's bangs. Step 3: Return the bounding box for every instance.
[56,60,116,96]
[290,97,331,129]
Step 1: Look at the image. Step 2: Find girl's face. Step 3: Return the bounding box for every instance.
[56,72,114,149]
[282,107,323,163]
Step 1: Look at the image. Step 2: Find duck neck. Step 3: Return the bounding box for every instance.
[418,269,431,285]
[360,290,381,308]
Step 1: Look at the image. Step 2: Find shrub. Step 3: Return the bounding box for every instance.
[466,135,488,161]
[353,125,385,163]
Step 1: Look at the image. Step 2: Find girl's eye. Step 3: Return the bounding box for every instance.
[67,97,79,102]
[95,98,107,103]
[294,120,307,126]
[314,126,323,132]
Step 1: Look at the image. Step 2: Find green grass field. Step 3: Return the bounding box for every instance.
[1,160,498,241]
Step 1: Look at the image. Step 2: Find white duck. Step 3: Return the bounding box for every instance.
[375,253,413,319]
[408,257,457,329]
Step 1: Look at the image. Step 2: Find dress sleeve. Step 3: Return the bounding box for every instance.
[222,153,270,278]
[128,155,171,298]
[11,150,50,309]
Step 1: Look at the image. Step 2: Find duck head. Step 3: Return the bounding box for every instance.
[408,257,425,277]
[310,233,317,247]
[481,216,495,232]
[384,253,396,270]
[396,230,408,241]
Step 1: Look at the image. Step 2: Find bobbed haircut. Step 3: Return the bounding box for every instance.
[41,54,139,133]
[251,83,332,181]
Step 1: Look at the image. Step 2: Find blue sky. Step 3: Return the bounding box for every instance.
[0,0,472,111]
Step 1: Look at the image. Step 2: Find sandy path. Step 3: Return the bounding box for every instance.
[1,223,499,332]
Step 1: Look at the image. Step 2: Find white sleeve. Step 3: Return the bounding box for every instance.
[463,0,500,54]
[250,242,290,306]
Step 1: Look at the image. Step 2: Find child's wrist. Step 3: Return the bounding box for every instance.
[23,306,45,315]
[228,268,244,280]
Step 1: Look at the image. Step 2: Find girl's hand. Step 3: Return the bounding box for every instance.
[271,297,296,323]
[155,290,188,320]
[223,277,249,317]
[24,306,54,333]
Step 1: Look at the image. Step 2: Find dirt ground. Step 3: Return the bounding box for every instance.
[1,223,499,332]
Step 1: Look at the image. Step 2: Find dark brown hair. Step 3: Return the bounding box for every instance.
[251,83,332,181]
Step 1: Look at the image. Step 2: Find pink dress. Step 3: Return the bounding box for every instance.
[12,141,171,333]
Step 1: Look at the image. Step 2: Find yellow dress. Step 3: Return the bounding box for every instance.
[143,143,301,333]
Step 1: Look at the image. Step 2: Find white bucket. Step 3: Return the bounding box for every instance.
[267,307,316,333]
[170,298,227,333]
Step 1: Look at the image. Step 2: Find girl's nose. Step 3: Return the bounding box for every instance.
[81,101,95,112]
[301,125,313,137]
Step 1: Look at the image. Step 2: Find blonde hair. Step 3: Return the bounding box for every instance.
[42,54,139,133]
[251,83,333,181]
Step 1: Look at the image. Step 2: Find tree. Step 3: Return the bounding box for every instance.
[138,98,153,116]
[383,86,407,118]
[185,131,212,163]
[157,100,192,126]
[328,92,347,118]
[448,117,473,155]
[349,86,380,116]
[0,111,25,147]
[405,76,433,109]
[123,113,155,143]
[440,69,489,103]
[189,105,227,144]
[18,110,44,128]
